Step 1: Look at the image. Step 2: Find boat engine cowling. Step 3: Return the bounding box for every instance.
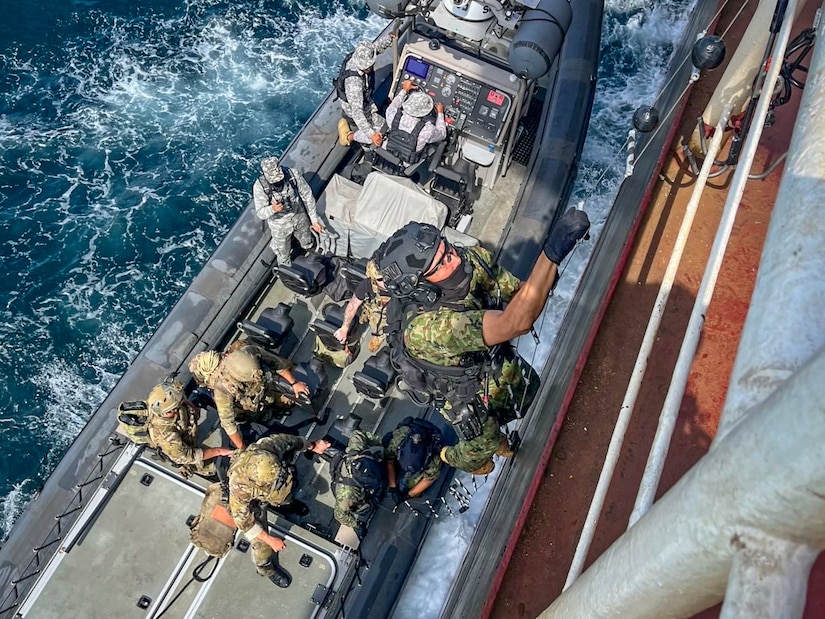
[508,0,572,79]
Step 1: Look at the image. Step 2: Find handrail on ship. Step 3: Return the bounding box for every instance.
[550,0,825,617]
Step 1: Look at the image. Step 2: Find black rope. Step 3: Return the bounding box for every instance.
[154,555,219,619]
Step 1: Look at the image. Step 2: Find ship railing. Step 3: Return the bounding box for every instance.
[545,0,825,616]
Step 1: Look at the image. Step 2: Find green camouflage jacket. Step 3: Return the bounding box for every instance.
[403,246,520,366]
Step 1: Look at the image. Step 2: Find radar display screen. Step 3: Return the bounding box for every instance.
[404,56,430,80]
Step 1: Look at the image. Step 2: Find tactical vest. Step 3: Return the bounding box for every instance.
[206,354,267,413]
[386,247,507,409]
[331,445,386,495]
[385,113,425,164]
[258,167,303,216]
[228,442,295,506]
[395,417,441,486]
[333,53,375,109]
[146,404,201,476]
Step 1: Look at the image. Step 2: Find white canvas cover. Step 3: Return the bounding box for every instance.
[317,171,448,259]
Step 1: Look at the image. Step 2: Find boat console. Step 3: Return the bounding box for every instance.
[392,34,524,186]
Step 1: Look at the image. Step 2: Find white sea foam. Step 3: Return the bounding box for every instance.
[0,0,382,538]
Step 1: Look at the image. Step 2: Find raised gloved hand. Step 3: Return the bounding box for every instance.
[543,208,590,265]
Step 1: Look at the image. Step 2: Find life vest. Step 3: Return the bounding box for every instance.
[333,53,375,109]
[257,167,303,215]
[385,113,426,164]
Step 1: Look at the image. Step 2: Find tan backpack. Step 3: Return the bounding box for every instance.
[188,482,238,557]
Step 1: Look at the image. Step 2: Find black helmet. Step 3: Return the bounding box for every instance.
[375,222,442,306]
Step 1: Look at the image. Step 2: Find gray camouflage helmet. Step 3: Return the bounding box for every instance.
[403,91,434,118]
[261,157,284,183]
[147,381,185,415]
[351,41,378,71]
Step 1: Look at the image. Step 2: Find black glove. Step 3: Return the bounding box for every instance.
[543,208,591,265]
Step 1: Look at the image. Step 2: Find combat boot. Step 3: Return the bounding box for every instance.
[267,555,292,589]
[274,499,310,518]
[494,435,514,458]
[338,119,353,147]
[470,460,495,476]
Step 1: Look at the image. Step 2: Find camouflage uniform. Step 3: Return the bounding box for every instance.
[332,430,385,529]
[227,434,309,576]
[386,425,443,492]
[358,260,391,352]
[385,89,447,153]
[147,405,214,477]
[403,246,536,473]
[192,345,295,439]
[340,35,393,143]
[253,165,318,267]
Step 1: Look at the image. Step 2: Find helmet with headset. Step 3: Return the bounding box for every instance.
[375,222,442,307]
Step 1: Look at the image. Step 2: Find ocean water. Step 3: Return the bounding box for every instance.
[0,0,694,554]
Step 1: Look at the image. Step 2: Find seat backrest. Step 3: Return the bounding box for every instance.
[351,349,397,399]
[277,254,328,296]
[237,303,293,351]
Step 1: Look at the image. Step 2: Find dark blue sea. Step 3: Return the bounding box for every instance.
[0,0,692,538]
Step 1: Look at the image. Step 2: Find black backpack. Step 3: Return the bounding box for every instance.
[385,113,425,164]
[395,417,441,476]
[332,446,386,494]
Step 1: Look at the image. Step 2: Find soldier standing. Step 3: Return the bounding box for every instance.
[188,344,310,450]
[253,157,323,267]
[335,34,395,147]
[331,430,387,540]
[145,381,233,477]
[374,208,590,474]
[227,434,331,588]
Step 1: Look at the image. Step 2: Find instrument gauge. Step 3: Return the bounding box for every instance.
[445,74,456,85]
[441,86,452,98]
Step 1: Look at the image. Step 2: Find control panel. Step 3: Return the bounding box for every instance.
[398,54,513,145]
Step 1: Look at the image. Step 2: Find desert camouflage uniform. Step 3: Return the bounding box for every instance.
[341,35,393,143]
[386,425,443,492]
[359,260,391,351]
[253,168,318,267]
[207,345,296,438]
[332,430,385,529]
[147,405,215,477]
[403,247,536,473]
[227,434,309,576]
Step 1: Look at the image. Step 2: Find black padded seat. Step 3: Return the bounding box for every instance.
[310,304,359,352]
[430,157,476,227]
[276,254,328,297]
[351,349,397,400]
[341,258,368,291]
[237,303,293,351]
